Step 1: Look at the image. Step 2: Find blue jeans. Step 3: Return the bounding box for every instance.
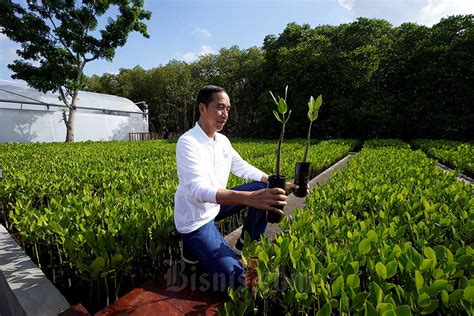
[180,181,267,291]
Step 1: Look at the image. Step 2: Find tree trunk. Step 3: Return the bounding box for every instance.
[183,101,188,131]
[64,60,86,143]
[65,108,76,142]
[65,94,78,142]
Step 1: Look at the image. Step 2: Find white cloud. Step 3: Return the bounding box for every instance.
[182,51,197,63]
[192,27,212,39]
[0,46,18,62]
[418,0,474,26]
[199,45,214,55]
[338,0,355,11]
[181,45,215,63]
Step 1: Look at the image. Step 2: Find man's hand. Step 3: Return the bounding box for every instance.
[284,181,298,195]
[261,175,299,196]
[246,188,287,215]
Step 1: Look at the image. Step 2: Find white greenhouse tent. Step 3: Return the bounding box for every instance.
[0,80,149,143]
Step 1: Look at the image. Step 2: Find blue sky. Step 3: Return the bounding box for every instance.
[1,0,473,81]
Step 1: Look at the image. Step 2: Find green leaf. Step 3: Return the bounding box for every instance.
[295,292,308,301]
[315,94,323,110]
[353,292,370,310]
[395,305,412,316]
[316,302,331,316]
[269,90,278,105]
[418,293,431,307]
[346,274,360,289]
[459,276,469,289]
[91,256,106,273]
[367,230,378,241]
[386,260,398,278]
[441,290,449,305]
[377,303,394,313]
[325,262,337,274]
[419,259,434,271]
[423,247,436,261]
[364,301,378,316]
[278,98,287,114]
[392,245,402,258]
[285,109,292,123]
[415,270,424,293]
[359,238,371,255]
[463,286,474,302]
[421,300,438,314]
[449,289,464,304]
[308,96,314,112]
[112,254,123,265]
[308,109,318,122]
[272,110,282,123]
[284,85,288,101]
[64,237,75,253]
[371,282,384,305]
[258,248,269,266]
[341,290,349,312]
[295,272,307,293]
[332,275,344,296]
[426,279,449,296]
[376,262,387,279]
[395,226,406,238]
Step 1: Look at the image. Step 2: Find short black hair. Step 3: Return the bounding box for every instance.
[196,85,227,107]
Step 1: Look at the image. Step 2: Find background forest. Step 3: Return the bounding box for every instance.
[84,16,474,140]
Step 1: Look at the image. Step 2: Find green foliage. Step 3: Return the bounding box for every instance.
[0,140,177,310]
[413,139,474,178]
[363,139,411,149]
[303,95,323,162]
[85,16,473,140]
[225,147,473,315]
[228,139,359,189]
[0,138,357,310]
[269,86,292,177]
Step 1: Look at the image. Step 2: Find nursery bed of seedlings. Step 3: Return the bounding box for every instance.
[413,139,474,178]
[0,140,179,311]
[0,138,357,312]
[230,139,358,187]
[221,139,358,235]
[225,142,473,315]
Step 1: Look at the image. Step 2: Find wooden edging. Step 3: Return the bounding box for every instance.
[0,224,70,316]
[225,152,357,246]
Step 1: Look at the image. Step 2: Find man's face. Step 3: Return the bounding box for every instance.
[199,91,231,132]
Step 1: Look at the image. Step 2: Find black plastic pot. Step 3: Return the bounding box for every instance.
[294,162,311,198]
[266,175,286,223]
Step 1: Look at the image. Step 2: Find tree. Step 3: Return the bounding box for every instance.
[0,0,151,142]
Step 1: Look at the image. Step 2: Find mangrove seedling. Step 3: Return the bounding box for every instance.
[267,85,292,223]
[294,94,323,198]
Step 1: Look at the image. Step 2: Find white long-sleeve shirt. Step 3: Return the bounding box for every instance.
[174,123,266,234]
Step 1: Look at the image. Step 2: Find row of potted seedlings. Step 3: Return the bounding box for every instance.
[267,86,324,223]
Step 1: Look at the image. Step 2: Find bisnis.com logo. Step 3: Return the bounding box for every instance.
[162,260,245,292]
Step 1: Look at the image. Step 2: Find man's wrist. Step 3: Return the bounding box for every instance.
[216,188,253,206]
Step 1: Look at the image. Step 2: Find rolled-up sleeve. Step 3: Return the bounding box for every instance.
[230,146,266,181]
[176,138,219,203]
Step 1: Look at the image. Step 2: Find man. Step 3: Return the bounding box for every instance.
[174,85,296,291]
